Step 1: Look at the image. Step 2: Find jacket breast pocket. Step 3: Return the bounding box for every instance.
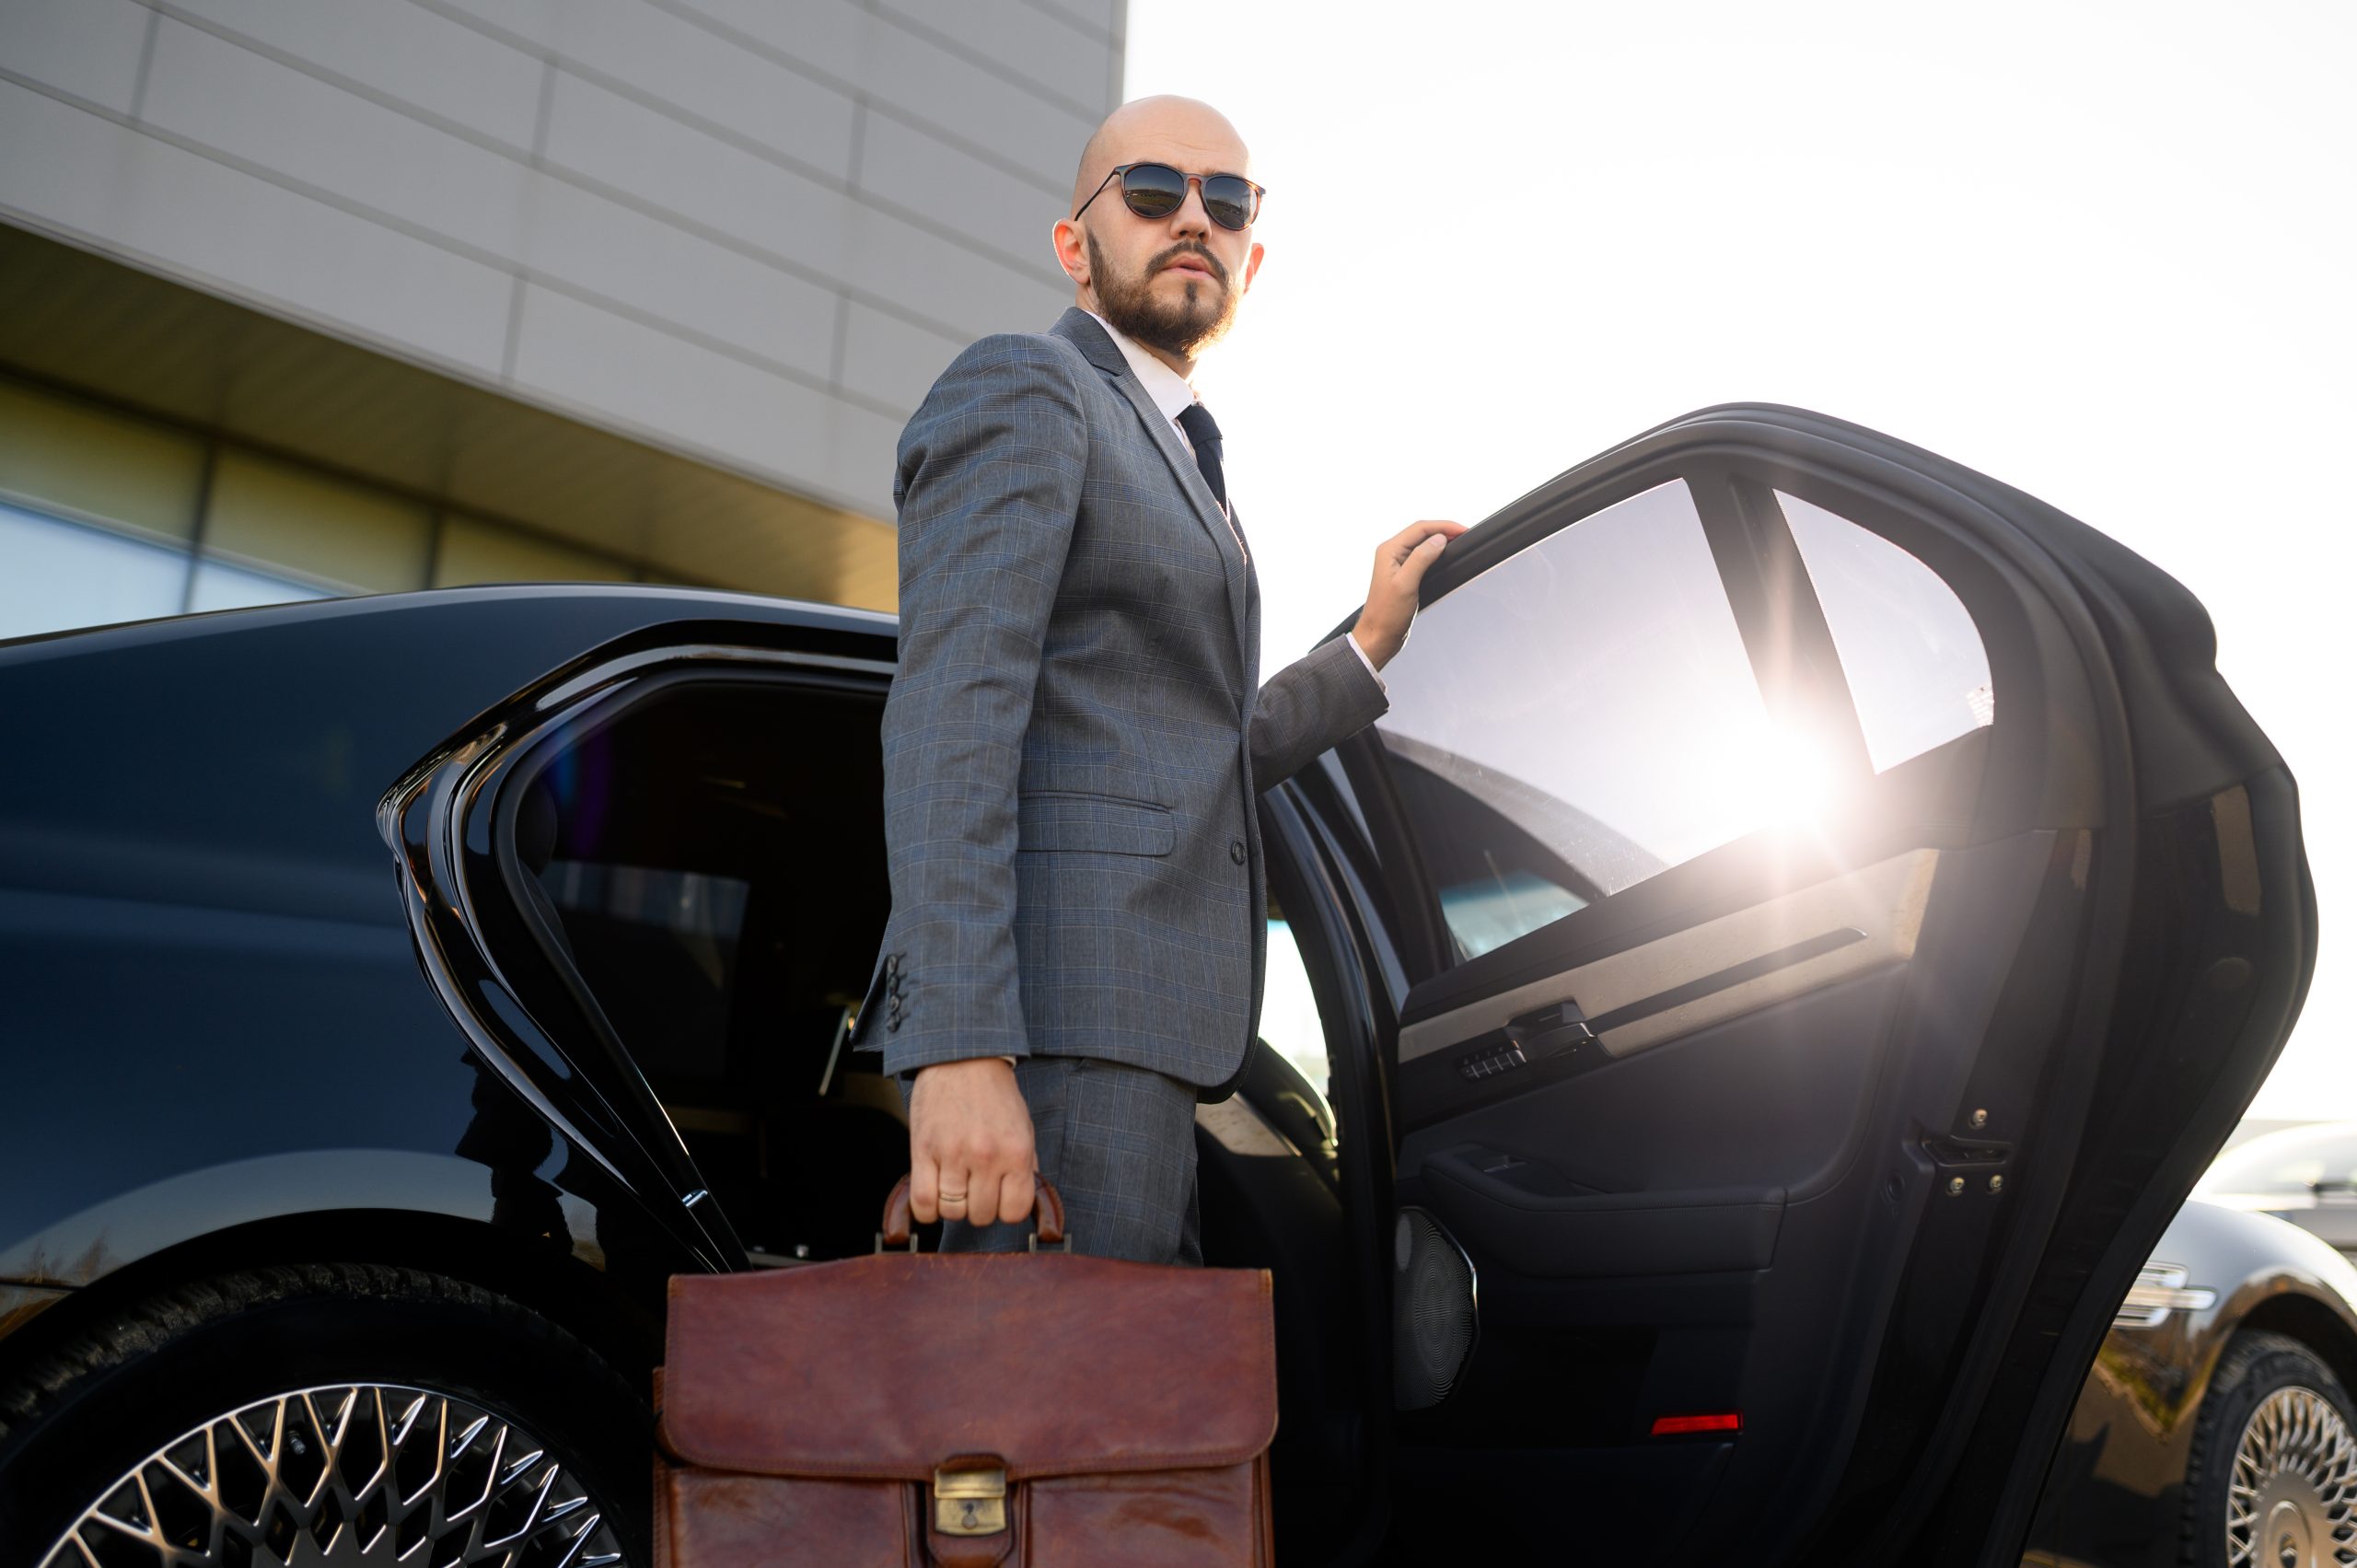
[1016,790,1177,856]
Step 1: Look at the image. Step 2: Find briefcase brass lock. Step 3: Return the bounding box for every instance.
[933,1465,1008,1536]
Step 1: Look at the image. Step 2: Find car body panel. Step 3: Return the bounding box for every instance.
[2024,1199,2357,1567]
[0,587,893,1351]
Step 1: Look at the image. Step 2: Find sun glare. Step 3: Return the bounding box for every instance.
[1754,727,1843,834]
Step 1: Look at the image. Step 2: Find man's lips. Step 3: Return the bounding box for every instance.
[1158,255,1219,281]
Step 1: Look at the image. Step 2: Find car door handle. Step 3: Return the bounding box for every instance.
[1504,999,1596,1058]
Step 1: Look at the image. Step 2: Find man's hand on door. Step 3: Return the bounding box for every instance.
[1354,518,1468,668]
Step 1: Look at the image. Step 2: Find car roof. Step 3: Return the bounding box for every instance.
[2199,1121,2357,1191]
[0,581,899,664]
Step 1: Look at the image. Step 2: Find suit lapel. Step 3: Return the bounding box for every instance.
[1052,308,1250,690]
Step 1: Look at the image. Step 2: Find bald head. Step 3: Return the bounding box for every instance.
[1054,94,1263,376]
[1070,95,1253,216]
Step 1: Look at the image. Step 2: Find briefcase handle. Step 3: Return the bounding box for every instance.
[878,1174,1068,1251]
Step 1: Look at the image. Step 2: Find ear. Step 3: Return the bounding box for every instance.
[1238,238,1266,296]
[1052,218,1090,288]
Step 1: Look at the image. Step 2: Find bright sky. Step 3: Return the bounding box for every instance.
[1125,0,2351,1120]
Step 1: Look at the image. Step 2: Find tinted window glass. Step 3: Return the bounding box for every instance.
[1371,481,1776,961]
[505,679,907,1262]
[535,860,753,1080]
[1780,492,1993,772]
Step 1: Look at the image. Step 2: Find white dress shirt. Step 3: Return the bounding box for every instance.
[1084,310,1387,694]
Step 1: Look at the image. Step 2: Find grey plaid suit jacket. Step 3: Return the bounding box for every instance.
[847,307,1389,1091]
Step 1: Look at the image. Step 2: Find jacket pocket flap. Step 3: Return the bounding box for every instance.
[1016,792,1175,856]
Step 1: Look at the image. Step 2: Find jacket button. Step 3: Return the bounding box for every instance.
[1229,838,1247,865]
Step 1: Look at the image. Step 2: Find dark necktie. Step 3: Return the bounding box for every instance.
[1176,401,1226,513]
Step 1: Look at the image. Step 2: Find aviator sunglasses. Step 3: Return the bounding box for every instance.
[1073,161,1266,231]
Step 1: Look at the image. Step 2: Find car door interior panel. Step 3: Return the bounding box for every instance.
[1398,844,1939,1069]
[1275,408,2314,1563]
[1420,1150,1787,1278]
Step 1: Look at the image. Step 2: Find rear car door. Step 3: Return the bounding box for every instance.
[1293,405,2313,1564]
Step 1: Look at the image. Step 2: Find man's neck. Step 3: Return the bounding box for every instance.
[1080,298,1196,380]
[1139,341,1194,380]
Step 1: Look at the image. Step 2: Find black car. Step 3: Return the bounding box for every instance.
[2028,1198,2357,1568]
[0,406,2315,1566]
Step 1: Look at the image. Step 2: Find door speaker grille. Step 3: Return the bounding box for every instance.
[1394,1205,1479,1410]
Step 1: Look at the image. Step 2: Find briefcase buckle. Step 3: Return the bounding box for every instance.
[933,1464,1008,1536]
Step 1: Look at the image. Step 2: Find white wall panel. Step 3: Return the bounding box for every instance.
[507,284,900,516]
[516,173,839,383]
[540,68,848,280]
[857,110,1060,270]
[874,0,1112,114]
[853,11,1096,182]
[164,0,544,149]
[141,19,532,262]
[0,77,513,377]
[0,0,151,115]
[535,0,857,181]
[839,299,964,414]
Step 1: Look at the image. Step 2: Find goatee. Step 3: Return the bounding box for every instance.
[1086,230,1240,360]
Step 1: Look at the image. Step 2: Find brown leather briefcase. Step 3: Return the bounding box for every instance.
[651,1177,1278,1566]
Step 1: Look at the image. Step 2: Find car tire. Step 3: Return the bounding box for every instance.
[0,1261,650,1566]
[2180,1329,2357,1568]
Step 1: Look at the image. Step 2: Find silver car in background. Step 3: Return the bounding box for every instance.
[2196,1122,2357,1262]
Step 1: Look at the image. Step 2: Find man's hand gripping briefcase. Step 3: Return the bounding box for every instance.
[653,1177,1279,1566]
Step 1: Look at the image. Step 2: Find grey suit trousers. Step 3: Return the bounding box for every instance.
[899,1056,1202,1266]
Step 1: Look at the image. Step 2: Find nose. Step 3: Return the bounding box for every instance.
[1167,176,1213,238]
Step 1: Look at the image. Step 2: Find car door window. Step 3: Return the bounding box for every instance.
[1779,491,1994,773]
[1369,479,1776,962]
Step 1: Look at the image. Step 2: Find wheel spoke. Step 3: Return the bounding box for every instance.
[2226,1383,2357,1568]
[33,1382,630,1567]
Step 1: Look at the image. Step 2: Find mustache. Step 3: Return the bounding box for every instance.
[1151,243,1227,285]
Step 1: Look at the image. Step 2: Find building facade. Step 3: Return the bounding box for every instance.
[0,0,1122,636]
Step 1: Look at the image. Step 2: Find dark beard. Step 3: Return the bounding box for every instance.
[1086,230,1239,359]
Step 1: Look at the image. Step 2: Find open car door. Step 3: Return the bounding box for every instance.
[1282,406,2314,1564]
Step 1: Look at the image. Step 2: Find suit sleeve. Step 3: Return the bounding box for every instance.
[875,335,1087,1077]
[1249,621,1391,792]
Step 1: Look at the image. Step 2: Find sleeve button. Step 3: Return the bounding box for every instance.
[1229,838,1247,865]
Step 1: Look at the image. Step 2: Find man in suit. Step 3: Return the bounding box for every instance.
[851,95,1463,1263]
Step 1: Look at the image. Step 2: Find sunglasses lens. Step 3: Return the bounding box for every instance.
[1119,164,1188,219]
[1201,175,1257,230]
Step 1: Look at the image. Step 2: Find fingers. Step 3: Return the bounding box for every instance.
[960,1156,1000,1227]
[1385,517,1466,558]
[1378,522,1466,576]
[998,1166,1037,1230]
[910,1148,941,1226]
[906,1057,1035,1232]
[1398,530,1450,586]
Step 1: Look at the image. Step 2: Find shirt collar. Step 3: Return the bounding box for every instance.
[1084,309,1196,430]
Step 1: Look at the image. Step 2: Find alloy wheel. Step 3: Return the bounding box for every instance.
[2229,1385,2357,1568]
[39,1381,627,1566]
